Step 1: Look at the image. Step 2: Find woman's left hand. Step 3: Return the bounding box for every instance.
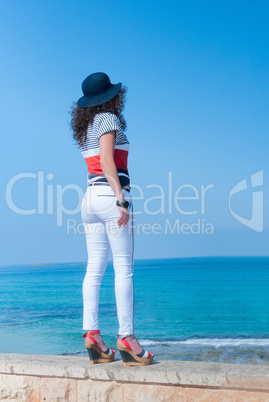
[117,207,129,228]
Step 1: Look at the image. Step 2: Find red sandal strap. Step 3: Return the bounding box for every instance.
[122,338,132,350]
[82,330,100,346]
[82,330,100,338]
[118,334,132,351]
[86,335,98,346]
[87,330,100,335]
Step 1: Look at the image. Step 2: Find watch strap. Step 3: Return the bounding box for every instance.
[116,200,130,209]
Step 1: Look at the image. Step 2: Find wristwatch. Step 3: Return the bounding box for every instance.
[116,200,130,209]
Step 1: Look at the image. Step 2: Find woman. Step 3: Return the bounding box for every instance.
[70,72,154,367]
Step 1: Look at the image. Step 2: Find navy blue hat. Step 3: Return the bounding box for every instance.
[77,72,122,108]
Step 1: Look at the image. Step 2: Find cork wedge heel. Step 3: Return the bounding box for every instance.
[117,334,154,367]
[82,330,115,364]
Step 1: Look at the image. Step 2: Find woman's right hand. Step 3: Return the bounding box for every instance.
[117,206,130,228]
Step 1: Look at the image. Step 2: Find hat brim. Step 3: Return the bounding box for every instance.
[77,82,122,108]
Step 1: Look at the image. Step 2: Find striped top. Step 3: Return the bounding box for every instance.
[79,112,130,188]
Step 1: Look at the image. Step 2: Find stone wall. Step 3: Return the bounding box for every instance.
[1,353,269,401]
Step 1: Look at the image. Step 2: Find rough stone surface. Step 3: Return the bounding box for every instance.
[77,379,122,402]
[123,383,184,401]
[1,353,269,401]
[40,377,76,402]
[0,374,40,401]
[232,390,269,401]
[183,387,269,401]
[1,353,269,391]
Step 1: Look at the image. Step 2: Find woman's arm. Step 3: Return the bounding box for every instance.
[99,131,129,227]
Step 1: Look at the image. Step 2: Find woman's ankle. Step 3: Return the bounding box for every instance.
[119,333,135,338]
[125,334,135,339]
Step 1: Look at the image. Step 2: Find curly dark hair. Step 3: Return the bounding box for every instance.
[70,87,127,148]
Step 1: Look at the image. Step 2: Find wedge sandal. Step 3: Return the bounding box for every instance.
[82,330,115,364]
[117,334,154,367]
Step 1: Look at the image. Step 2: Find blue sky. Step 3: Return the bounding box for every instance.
[1,0,268,265]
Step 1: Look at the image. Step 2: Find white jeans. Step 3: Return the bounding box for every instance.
[81,183,134,336]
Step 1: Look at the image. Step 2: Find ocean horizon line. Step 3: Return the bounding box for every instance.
[1,255,269,268]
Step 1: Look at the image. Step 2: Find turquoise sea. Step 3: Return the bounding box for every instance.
[1,257,269,365]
